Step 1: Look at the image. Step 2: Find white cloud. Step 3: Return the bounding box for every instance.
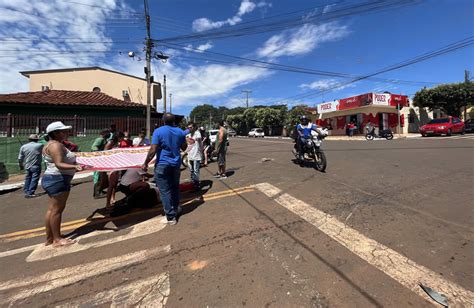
[323,4,336,14]
[183,41,214,53]
[0,0,131,93]
[299,79,354,91]
[192,0,272,32]
[115,54,273,112]
[256,22,348,59]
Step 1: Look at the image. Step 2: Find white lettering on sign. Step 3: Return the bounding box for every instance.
[317,100,339,114]
[373,93,391,106]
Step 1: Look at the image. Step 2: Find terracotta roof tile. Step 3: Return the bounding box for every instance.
[0,90,145,108]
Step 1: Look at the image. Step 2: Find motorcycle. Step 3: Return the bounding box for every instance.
[365,128,393,140]
[182,143,217,168]
[292,128,328,172]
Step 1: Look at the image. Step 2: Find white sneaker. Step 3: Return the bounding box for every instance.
[160,216,177,225]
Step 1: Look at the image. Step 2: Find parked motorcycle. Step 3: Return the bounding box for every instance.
[292,128,328,172]
[365,128,394,140]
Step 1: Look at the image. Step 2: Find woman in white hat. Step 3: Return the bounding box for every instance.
[42,121,84,247]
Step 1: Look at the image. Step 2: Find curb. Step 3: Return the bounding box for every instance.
[0,171,94,193]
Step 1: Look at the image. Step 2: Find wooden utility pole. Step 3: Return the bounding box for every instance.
[144,0,152,139]
[163,75,167,114]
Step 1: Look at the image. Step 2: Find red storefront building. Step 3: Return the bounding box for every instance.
[315,92,409,135]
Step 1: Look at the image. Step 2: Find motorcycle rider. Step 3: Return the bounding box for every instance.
[295,115,318,162]
[365,120,375,136]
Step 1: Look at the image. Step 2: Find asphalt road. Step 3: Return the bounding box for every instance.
[0,135,473,307]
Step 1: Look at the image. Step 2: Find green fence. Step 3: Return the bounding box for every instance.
[0,136,97,179]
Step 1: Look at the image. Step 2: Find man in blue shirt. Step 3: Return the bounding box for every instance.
[296,116,318,162]
[18,134,43,198]
[142,113,189,225]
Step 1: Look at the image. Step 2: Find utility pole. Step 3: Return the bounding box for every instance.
[169,93,172,113]
[144,0,152,140]
[242,90,252,108]
[163,75,167,114]
[464,70,471,120]
[209,112,212,130]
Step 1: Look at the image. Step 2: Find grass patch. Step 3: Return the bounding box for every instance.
[0,136,98,177]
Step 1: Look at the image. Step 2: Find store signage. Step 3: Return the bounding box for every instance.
[339,94,370,110]
[317,100,339,113]
[372,93,391,106]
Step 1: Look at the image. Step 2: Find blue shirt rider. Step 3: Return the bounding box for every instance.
[296,115,318,161]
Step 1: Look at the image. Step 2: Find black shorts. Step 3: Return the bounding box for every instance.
[118,184,131,195]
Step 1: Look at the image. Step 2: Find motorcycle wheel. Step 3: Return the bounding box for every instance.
[181,152,189,168]
[365,134,374,140]
[385,133,394,140]
[313,149,327,172]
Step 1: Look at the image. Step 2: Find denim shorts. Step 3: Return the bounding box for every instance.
[41,174,74,196]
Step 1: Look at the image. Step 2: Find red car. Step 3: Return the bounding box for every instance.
[419,116,465,136]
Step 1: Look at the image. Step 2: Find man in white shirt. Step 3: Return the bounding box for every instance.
[106,168,151,208]
[186,122,203,190]
[132,129,150,147]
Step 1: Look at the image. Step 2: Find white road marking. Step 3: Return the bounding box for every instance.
[56,272,170,307]
[26,216,166,262]
[254,182,474,306]
[0,228,119,259]
[0,243,40,258]
[1,245,171,305]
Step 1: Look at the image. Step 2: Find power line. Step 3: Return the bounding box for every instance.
[154,0,418,44]
[60,0,141,14]
[277,36,474,104]
[163,42,440,86]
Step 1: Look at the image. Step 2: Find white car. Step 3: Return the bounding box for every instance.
[208,129,230,146]
[208,129,219,144]
[248,128,264,138]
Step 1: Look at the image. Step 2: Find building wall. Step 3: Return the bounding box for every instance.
[27,69,160,107]
[400,100,447,134]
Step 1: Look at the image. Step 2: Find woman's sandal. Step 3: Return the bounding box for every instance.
[52,238,76,248]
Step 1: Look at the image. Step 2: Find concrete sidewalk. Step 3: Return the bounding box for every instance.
[0,171,94,193]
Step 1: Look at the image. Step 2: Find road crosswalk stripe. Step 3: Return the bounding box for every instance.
[25,216,166,262]
[0,186,256,243]
[254,182,474,306]
[55,272,170,307]
[1,245,171,305]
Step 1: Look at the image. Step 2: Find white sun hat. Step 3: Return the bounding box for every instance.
[46,121,72,133]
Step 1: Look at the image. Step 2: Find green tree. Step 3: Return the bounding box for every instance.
[189,104,218,127]
[285,105,309,128]
[413,82,474,117]
[226,114,245,134]
[227,107,246,116]
[255,107,285,135]
[243,108,258,131]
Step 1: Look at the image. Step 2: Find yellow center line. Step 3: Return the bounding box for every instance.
[0,186,255,242]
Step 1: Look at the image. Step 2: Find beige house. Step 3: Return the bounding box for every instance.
[20,67,162,107]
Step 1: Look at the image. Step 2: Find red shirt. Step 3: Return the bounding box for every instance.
[119,139,133,148]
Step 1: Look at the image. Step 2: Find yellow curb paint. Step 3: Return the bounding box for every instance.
[0,186,255,242]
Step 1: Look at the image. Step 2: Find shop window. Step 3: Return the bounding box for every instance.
[408,114,415,124]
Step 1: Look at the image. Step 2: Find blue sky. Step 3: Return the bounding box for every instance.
[1,0,473,116]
